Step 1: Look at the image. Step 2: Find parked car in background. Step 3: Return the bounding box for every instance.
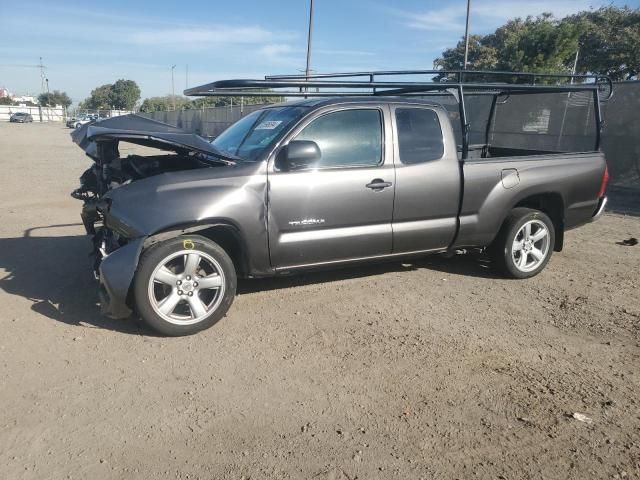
[10,112,33,123]
[66,114,97,129]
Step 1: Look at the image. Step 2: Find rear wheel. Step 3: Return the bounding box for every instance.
[489,208,555,279]
[133,235,237,336]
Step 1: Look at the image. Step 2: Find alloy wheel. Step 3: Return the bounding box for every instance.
[147,250,225,325]
[511,219,550,273]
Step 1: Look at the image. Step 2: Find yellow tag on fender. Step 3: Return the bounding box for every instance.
[183,239,195,250]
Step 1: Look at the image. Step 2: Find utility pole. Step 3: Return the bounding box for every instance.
[305,0,314,93]
[185,64,189,89]
[571,49,580,80]
[0,62,48,94]
[39,57,46,93]
[171,64,176,110]
[463,0,472,69]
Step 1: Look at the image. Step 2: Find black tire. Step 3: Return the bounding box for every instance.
[489,207,555,279]
[133,235,237,336]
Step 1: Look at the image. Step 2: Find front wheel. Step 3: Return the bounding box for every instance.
[133,235,237,336]
[489,208,555,279]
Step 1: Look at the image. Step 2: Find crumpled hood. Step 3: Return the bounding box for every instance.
[71,113,238,161]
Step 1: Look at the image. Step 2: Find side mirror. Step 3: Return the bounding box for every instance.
[276,140,321,171]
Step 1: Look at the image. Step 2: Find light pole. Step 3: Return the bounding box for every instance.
[463,0,471,69]
[171,64,176,110]
[556,48,580,150]
[305,0,314,92]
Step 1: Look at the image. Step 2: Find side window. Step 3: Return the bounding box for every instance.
[395,108,444,164]
[295,109,382,168]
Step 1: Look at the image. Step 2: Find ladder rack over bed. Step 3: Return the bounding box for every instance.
[184,69,613,158]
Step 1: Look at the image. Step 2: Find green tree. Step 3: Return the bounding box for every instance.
[189,94,283,109]
[433,34,498,80]
[140,92,284,112]
[434,7,639,80]
[565,7,640,80]
[81,79,141,110]
[140,95,191,112]
[82,84,114,110]
[435,14,579,75]
[110,79,141,110]
[494,14,580,72]
[38,90,72,108]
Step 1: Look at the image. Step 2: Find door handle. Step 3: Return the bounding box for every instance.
[366,179,392,190]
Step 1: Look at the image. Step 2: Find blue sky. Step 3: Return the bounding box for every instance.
[2,0,638,104]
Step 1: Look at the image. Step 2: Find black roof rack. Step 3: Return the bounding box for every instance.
[184,69,613,100]
[184,69,612,158]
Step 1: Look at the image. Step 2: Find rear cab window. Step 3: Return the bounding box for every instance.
[395,107,444,164]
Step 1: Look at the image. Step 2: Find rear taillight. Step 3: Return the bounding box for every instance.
[598,164,609,198]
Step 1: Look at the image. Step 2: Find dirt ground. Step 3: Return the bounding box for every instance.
[0,122,638,480]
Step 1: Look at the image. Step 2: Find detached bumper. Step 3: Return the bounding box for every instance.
[97,237,145,319]
[590,196,607,222]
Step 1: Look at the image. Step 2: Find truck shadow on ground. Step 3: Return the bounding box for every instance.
[0,226,148,335]
[0,227,495,335]
[608,185,640,217]
[237,253,497,295]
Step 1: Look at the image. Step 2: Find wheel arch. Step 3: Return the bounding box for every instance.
[143,220,251,277]
[513,192,565,251]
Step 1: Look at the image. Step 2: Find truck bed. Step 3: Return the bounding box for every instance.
[454,150,606,249]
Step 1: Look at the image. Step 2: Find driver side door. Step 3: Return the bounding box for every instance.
[267,105,395,270]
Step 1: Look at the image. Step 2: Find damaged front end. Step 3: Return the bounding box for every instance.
[73,175,140,318]
[70,114,238,318]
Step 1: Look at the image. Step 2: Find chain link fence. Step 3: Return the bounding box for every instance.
[68,109,134,120]
[142,104,267,139]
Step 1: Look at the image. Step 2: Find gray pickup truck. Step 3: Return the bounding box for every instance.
[72,71,610,335]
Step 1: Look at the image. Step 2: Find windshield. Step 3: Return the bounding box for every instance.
[211,106,307,161]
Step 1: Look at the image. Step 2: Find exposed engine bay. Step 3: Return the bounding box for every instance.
[69,114,238,275]
[71,150,213,268]
[72,151,213,202]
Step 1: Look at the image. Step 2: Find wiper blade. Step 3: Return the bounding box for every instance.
[198,153,237,166]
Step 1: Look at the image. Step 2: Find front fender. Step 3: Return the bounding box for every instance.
[104,163,270,275]
[98,237,145,319]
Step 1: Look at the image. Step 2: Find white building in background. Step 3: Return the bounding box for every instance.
[0,86,38,104]
[12,94,38,104]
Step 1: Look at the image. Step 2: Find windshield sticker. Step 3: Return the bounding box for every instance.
[255,120,283,130]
